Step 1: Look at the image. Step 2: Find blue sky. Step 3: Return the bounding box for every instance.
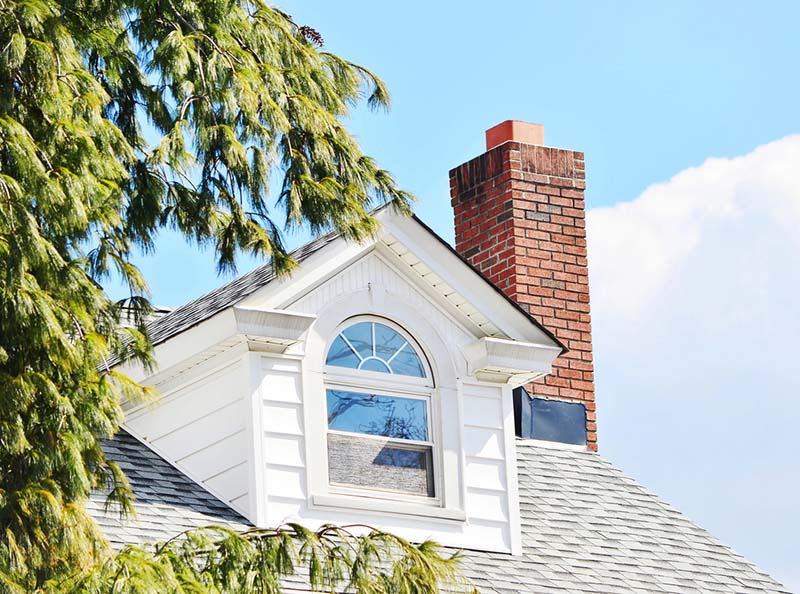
[108,2,800,589]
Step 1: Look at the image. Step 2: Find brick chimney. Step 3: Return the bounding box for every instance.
[450,120,596,449]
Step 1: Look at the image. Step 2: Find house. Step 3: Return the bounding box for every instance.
[88,121,790,593]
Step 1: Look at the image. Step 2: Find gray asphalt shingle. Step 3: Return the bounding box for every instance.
[88,430,249,548]
[90,433,789,593]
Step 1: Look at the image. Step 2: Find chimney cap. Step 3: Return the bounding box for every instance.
[485,120,545,151]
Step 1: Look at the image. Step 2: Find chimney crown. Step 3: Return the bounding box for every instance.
[485,120,545,151]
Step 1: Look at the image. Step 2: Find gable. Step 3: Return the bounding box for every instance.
[281,251,478,354]
[238,209,563,349]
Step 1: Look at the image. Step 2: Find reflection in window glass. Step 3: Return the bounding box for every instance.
[342,322,372,360]
[327,433,434,497]
[327,390,428,441]
[325,321,426,378]
[327,336,361,368]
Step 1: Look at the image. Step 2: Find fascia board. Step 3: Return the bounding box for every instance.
[238,234,376,310]
[378,210,561,349]
[116,308,240,384]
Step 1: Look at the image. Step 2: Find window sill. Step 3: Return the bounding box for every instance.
[311,493,467,523]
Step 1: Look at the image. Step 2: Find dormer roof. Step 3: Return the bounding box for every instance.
[126,210,564,359]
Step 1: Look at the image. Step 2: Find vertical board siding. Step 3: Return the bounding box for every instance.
[125,358,250,512]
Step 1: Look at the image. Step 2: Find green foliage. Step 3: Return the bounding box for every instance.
[58,524,467,594]
[0,0,417,589]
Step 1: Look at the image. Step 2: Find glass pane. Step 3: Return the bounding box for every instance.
[328,433,434,497]
[374,322,407,362]
[327,390,428,441]
[342,322,373,360]
[388,344,425,377]
[325,335,360,369]
[360,358,392,373]
[326,321,427,378]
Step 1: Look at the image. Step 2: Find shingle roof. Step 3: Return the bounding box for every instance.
[88,430,249,548]
[92,434,788,593]
[460,443,788,594]
[144,230,341,351]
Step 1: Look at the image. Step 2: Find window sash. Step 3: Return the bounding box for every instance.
[326,433,436,498]
[324,367,432,391]
[325,387,432,443]
[324,383,437,500]
[327,429,433,449]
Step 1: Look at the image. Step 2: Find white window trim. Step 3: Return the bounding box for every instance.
[323,316,441,503]
[300,286,466,522]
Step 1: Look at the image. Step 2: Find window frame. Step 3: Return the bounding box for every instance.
[322,316,441,504]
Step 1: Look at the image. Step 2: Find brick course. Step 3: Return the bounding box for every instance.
[450,141,597,449]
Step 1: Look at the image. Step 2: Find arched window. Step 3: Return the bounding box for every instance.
[324,318,436,499]
[326,320,426,377]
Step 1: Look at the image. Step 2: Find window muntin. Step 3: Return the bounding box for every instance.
[326,321,426,378]
[324,318,436,500]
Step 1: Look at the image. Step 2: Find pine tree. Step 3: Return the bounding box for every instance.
[0,1,446,591]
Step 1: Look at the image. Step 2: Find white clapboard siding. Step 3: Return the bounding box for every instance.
[126,357,250,514]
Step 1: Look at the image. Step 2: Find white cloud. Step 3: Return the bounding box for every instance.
[587,135,800,591]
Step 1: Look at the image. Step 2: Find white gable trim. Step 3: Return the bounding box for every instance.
[376,210,561,347]
[117,307,317,388]
[238,211,562,352]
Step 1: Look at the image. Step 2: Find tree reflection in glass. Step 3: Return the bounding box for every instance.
[326,390,428,442]
[326,322,425,378]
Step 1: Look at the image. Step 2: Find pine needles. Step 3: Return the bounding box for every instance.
[57,524,469,594]
[0,0,423,589]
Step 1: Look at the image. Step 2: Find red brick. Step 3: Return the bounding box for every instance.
[452,136,596,448]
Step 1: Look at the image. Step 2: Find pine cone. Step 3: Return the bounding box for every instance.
[299,25,324,47]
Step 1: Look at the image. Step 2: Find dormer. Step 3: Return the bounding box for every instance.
[115,121,592,556]
[116,210,563,554]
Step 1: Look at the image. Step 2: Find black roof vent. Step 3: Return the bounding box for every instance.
[513,386,587,446]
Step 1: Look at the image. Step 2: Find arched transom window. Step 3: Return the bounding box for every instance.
[326,321,426,377]
[324,318,435,500]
